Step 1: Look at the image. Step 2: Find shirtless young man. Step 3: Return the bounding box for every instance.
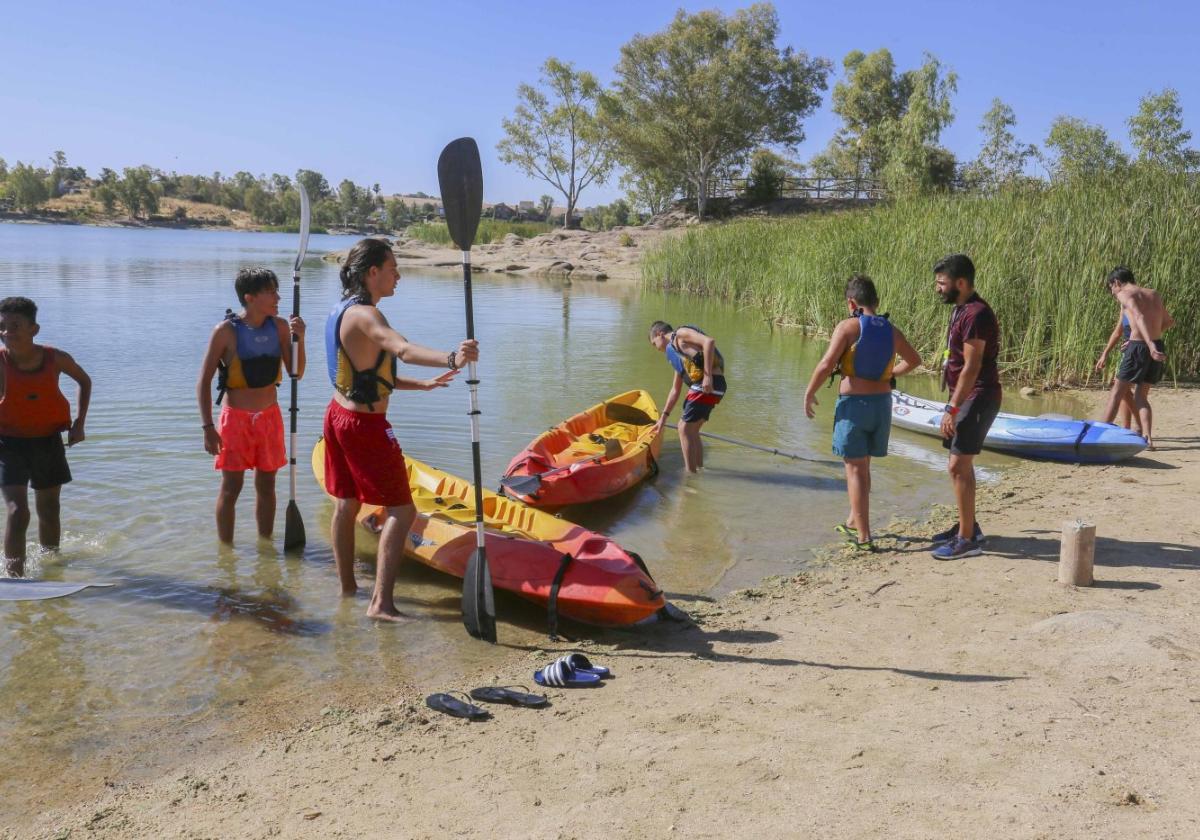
[1098,267,1173,449]
[323,238,478,622]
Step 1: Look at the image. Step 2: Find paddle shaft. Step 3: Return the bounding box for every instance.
[461,251,487,559]
[666,423,832,465]
[283,183,311,550]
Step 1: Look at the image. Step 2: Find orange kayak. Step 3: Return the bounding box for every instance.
[312,440,665,627]
[500,390,663,507]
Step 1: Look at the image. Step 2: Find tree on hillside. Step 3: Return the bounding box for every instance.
[295,169,331,202]
[538,194,554,218]
[498,57,615,228]
[744,148,802,202]
[0,157,8,181]
[599,4,830,220]
[620,165,679,218]
[7,163,51,212]
[961,99,1038,191]
[1044,117,1127,180]
[117,166,160,219]
[1127,88,1199,170]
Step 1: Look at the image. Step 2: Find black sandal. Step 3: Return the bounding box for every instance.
[425,691,491,720]
[468,685,550,708]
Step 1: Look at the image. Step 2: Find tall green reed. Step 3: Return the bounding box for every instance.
[407,219,555,246]
[642,169,1199,384]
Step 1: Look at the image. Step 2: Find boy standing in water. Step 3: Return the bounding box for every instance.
[803,276,922,551]
[1098,266,1172,449]
[930,254,1002,560]
[649,321,727,472]
[197,268,306,543]
[323,238,477,622]
[0,297,92,576]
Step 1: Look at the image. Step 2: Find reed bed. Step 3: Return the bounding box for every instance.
[407,219,555,246]
[642,169,1200,384]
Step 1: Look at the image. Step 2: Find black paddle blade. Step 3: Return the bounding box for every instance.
[462,547,497,643]
[498,473,542,498]
[283,500,306,551]
[437,138,484,251]
[604,402,656,427]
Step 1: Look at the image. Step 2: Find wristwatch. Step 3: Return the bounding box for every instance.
[943,404,959,416]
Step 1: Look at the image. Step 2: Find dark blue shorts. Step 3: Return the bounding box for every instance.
[832,393,892,459]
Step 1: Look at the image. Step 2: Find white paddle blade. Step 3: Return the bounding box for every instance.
[295,182,312,272]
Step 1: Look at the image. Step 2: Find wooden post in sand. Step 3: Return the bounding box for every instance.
[1059,520,1096,586]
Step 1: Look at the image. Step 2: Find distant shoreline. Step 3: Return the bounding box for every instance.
[0,213,369,237]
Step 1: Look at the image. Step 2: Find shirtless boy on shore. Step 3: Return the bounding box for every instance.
[1,296,92,576]
[1098,267,1173,449]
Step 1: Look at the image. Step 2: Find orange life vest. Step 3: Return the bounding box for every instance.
[0,347,72,437]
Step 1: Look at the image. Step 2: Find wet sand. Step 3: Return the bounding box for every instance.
[11,388,1200,839]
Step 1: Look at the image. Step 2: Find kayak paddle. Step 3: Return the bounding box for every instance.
[283,182,311,551]
[437,138,496,643]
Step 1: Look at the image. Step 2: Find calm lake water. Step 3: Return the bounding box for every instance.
[0,222,1086,813]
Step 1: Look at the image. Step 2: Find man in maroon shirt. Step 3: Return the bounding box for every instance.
[930,254,1002,560]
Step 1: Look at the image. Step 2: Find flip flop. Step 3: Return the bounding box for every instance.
[425,692,491,721]
[849,539,877,553]
[534,656,602,688]
[562,653,612,679]
[834,523,858,538]
[469,685,549,707]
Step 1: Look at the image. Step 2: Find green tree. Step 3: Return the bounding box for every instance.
[599,4,829,220]
[0,157,8,181]
[7,163,51,212]
[295,169,331,202]
[1045,117,1127,180]
[744,148,795,202]
[498,57,614,228]
[880,54,958,195]
[962,99,1038,190]
[93,183,118,213]
[620,166,678,218]
[385,197,411,230]
[825,49,907,179]
[244,183,276,223]
[538,194,554,219]
[117,166,160,219]
[1127,88,1199,170]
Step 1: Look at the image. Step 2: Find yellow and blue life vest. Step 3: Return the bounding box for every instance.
[838,313,895,382]
[325,296,396,411]
[665,325,726,392]
[216,312,282,404]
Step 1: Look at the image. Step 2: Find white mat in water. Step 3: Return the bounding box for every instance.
[0,580,113,601]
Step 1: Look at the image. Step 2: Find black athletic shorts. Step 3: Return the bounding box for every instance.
[1116,339,1165,385]
[942,394,1001,456]
[0,433,72,490]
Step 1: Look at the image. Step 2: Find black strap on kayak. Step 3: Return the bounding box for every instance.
[547,553,574,641]
[629,551,664,600]
[1073,422,1091,457]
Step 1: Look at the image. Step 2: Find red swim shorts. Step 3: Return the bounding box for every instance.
[322,400,413,507]
[214,403,286,472]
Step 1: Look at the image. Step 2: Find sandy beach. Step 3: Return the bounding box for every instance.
[10,387,1200,839]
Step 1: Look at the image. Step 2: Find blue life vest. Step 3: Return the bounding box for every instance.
[665,325,726,392]
[216,312,282,404]
[838,313,895,382]
[325,296,396,410]
[1121,313,1131,340]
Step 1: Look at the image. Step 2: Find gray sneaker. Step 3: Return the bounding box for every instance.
[931,536,984,560]
[931,522,985,545]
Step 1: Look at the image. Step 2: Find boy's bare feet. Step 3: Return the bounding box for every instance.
[5,557,25,577]
[366,603,410,623]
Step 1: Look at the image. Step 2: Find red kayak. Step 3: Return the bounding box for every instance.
[312,441,665,628]
[500,390,663,507]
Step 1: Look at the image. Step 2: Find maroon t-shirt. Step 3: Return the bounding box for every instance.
[943,293,1001,400]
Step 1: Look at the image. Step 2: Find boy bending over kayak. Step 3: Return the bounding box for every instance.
[197,268,306,543]
[649,321,726,472]
[803,276,921,550]
[324,238,477,622]
[1,296,92,576]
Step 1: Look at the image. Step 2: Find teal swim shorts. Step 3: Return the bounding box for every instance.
[832,393,892,459]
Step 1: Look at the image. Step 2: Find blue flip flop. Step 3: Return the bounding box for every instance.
[563,652,611,679]
[534,655,602,688]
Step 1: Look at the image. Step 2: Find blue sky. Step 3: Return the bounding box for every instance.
[2,0,1197,205]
